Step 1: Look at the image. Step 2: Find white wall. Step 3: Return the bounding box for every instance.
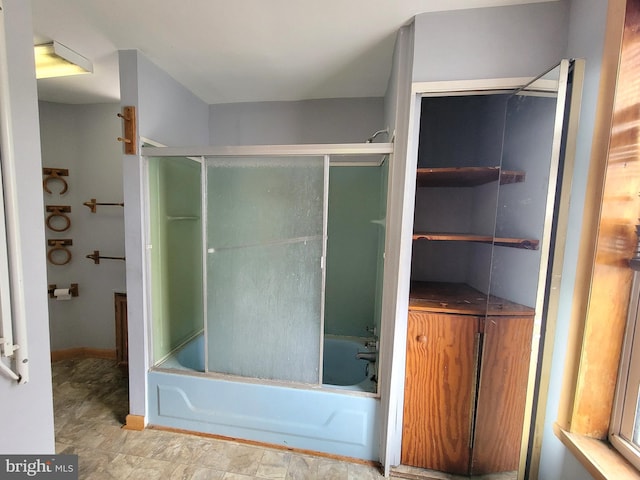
[209,97,383,145]
[0,0,55,454]
[39,102,125,351]
[119,49,209,418]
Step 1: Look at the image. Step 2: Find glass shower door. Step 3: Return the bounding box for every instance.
[206,156,325,384]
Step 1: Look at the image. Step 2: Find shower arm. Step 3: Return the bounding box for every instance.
[365,128,390,143]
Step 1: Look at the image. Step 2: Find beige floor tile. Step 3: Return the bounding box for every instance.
[222,473,259,480]
[318,458,349,479]
[347,462,385,479]
[286,454,320,479]
[169,463,226,480]
[256,449,291,479]
[123,456,176,480]
[225,443,264,476]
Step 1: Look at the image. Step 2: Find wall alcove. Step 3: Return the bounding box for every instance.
[399,60,584,476]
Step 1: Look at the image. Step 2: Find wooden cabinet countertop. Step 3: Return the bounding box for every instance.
[409,281,535,317]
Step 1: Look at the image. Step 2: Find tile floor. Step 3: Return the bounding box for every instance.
[390,465,516,480]
[52,358,386,479]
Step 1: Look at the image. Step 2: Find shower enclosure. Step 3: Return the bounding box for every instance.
[144,143,391,459]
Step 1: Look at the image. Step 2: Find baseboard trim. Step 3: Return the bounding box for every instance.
[124,414,145,431]
[51,348,117,362]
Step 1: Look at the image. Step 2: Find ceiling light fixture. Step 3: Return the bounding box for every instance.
[34,41,93,79]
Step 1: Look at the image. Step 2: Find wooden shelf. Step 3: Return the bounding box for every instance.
[413,232,539,250]
[416,166,525,188]
[408,281,535,316]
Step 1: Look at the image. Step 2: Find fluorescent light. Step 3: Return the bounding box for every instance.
[34,41,93,79]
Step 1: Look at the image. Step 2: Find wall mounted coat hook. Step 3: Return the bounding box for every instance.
[86,250,126,264]
[45,205,72,232]
[47,239,72,266]
[83,198,125,213]
[117,106,137,155]
[42,168,69,194]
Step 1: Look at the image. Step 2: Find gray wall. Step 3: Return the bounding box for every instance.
[379,23,415,472]
[119,49,210,417]
[209,97,383,144]
[537,0,612,478]
[39,102,125,351]
[0,0,55,454]
[412,2,569,82]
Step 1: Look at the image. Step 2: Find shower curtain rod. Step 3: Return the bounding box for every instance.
[141,142,394,160]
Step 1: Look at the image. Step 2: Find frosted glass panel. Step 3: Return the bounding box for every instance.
[148,156,203,364]
[206,156,324,383]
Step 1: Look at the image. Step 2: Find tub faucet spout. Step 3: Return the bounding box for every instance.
[356,351,378,362]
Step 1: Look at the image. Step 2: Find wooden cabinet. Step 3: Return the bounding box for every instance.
[472,314,533,474]
[115,292,128,368]
[402,310,480,474]
[401,283,534,475]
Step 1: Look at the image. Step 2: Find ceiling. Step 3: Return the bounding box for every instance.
[30,0,556,105]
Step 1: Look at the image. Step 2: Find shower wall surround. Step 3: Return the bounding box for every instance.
[148,156,202,362]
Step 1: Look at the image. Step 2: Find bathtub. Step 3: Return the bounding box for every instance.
[149,333,379,460]
[322,336,377,392]
[158,334,377,393]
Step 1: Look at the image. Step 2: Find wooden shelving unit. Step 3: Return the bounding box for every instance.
[413,166,538,250]
[416,166,525,188]
[412,232,539,250]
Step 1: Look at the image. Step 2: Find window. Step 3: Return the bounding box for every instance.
[611,266,640,471]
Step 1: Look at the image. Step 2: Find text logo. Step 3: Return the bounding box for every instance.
[0,455,77,479]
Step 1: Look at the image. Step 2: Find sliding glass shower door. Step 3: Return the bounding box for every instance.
[205,156,326,383]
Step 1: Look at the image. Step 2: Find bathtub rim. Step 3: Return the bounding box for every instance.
[152,333,379,398]
[149,364,380,398]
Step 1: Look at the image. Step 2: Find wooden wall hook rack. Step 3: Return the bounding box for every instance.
[42,167,69,194]
[47,283,79,298]
[83,198,125,213]
[117,106,137,155]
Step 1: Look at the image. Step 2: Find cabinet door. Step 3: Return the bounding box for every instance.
[472,315,534,474]
[401,311,480,474]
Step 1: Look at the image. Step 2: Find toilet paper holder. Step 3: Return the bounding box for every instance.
[47,283,79,299]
